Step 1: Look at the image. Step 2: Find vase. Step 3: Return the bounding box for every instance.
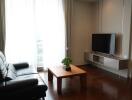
[63,66,71,71]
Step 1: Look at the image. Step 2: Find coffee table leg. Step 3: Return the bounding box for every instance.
[57,77,62,94]
[80,74,87,89]
[48,69,53,82]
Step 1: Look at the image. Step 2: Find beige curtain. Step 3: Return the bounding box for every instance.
[0,0,5,54]
[63,0,73,57]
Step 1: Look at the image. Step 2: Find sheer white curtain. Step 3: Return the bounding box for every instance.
[35,0,66,69]
[5,0,37,67]
[5,0,66,69]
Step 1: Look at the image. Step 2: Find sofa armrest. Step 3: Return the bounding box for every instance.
[13,62,29,70]
[4,78,38,91]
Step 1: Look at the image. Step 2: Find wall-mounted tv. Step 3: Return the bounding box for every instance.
[92,33,115,55]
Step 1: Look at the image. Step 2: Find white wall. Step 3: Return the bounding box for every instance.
[71,0,96,65]
[101,0,123,33]
[70,0,132,71]
[97,0,132,59]
[95,0,132,78]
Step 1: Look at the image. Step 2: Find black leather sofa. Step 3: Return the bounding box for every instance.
[0,51,47,100]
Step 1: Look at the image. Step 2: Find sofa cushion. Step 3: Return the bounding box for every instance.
[5,78,38,91]
[14,74,47,90]
[16,66,37,76]
[15,74,39,81]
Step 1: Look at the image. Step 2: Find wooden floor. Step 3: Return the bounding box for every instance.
[39,65,132,100]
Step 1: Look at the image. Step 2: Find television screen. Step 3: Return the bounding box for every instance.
[92,33,115,54]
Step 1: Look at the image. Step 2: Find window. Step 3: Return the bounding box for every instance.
[5,0,66,69]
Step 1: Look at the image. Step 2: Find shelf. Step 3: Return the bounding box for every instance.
[87,52,128,70]
[93,55,104,64]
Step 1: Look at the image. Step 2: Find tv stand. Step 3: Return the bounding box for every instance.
[86,52,128,70]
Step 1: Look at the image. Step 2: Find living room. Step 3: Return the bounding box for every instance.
[0,0,132,100]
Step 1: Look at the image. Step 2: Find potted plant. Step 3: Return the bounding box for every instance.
[61,57,72,71]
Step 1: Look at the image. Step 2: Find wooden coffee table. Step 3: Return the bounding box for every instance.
[48,64,87,94]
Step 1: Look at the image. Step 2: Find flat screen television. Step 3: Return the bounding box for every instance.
[92,33,115,55]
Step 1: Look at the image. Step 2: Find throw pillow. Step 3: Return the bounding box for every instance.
[0,51,9,69]
[6,64,17,80]
[0,58,8,79]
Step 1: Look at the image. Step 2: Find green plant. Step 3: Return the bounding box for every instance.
[61,57,72,67]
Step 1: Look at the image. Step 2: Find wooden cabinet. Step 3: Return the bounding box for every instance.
[87,52,128,70]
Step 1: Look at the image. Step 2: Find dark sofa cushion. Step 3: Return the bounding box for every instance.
[5,78,38,92]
